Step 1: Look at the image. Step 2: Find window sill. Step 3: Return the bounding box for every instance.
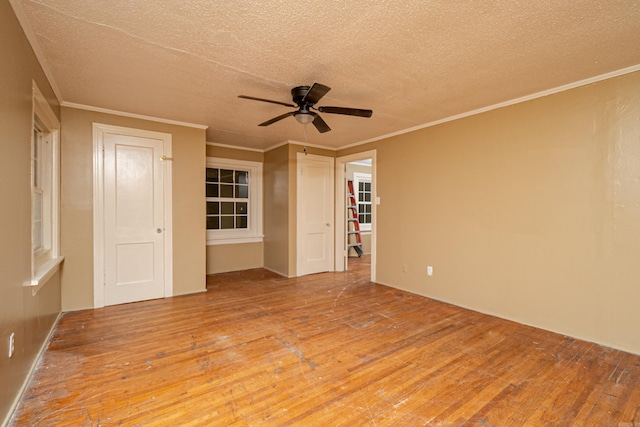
[30,256,64,295]
[207,236,263,246]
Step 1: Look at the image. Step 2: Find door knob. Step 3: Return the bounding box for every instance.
[326,223,331,227]
[157,228,163,233]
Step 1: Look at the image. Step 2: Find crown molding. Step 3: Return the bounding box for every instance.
[206,142,264,153]
[62,102,208,129]
[340,63,640,151]
[264,139,338,153]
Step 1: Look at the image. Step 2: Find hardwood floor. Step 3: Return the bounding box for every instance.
[11,256,640,426]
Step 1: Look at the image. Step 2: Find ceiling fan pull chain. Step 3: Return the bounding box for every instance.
[303,124,308,155]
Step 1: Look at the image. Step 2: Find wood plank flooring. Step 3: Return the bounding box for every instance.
[11,256,640,426]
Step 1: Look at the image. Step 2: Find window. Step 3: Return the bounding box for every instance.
[206,158,262,244]
[30,83,63,290]
[353,172,372,231]
[32,121,45,253]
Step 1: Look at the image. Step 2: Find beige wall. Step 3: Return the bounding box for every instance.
[262,143,336,277]
[205,142,337,277]
[339,71,640,355]
[206,143,263,162]
[205,144,265,274]
[60,107,206,311]
[0,3,62,424]
[263,144,290,276]
[207,242,264,274]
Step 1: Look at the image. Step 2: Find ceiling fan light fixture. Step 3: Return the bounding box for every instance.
[294,111,314,125]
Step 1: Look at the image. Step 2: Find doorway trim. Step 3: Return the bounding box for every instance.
[92,123,173,308]
[335,149,377,282]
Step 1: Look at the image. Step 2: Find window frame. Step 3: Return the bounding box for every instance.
[30,83,63,293]
[32,122,46,255]
[206,157,263,245]
[353,172,372,232]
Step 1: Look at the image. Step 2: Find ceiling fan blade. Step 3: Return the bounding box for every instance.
[302,83,331,105]
[259,111,295,126]
[318,106,373,117]
[238,95,295,108]
[312,113,331,133]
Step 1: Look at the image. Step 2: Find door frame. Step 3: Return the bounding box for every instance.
[92,123,173,308]
[296,152,335,277]
[335,149,377,282]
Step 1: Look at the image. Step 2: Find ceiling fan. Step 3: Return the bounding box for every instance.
[238,83,373,133]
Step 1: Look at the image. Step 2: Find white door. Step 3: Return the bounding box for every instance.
[297,153,334,276]
[95,125,172,307]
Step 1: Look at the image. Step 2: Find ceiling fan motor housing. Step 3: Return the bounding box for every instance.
[291,86,312,105]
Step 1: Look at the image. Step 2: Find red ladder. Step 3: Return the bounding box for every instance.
[347,180,364,257]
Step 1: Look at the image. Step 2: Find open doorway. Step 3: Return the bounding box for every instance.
[335,150,376,281]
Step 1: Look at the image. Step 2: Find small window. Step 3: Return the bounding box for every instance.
[206,158,262,244]
[206,167,249,230]
[32,125,44,253]
[30,83,63,291]
[353,172,372,231]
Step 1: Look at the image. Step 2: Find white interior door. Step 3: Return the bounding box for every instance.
[94,124,172,307]
[297,153,334,276]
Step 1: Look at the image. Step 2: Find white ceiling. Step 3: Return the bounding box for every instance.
[11,0,640,151]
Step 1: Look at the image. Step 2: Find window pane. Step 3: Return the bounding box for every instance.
[236,170,248,184]
[220,184,233,198]
[33,130,39,187]
[359,182,365,191]
[34,220,42,249]
[236,185,248,198]
[206,183,219,197]
[221,216,234,229]
[364,204,371,213]
[206,202,219,215]
[206,168,219,182]
[364,193,371,202]
[359,214,365,223]
[237,215,248,229]
[33,192,42,221]
[221,202,234,214]
[33,192,43,249]
[236,202,247,214]
[220,169,234,183]
[206,216,219,230]
[364,182,371,192]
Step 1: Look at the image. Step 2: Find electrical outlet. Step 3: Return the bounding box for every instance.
[427,266,433,276]
[8,332,15,358]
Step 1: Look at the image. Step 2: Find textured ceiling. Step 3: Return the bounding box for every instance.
[10,0,640,150]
